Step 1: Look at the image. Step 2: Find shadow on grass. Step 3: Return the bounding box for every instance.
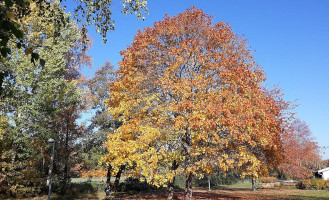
[50,182,105,200]
[211,186,252,190]
[191,191,242,200]
[51,193,100,200]
[283,194,329,200]
[48,188,329,200]
[51,193,99,200]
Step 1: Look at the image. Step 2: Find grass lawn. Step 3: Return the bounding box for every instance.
[71,177,124,183]
[217,180,254,189]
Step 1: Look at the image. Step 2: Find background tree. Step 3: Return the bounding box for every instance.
[1,0,67,89]
[281,119,322,180]
[77,61,118,185]
[323,159,329,168]
[103,8,292,200]
[0,1,89,196]
[0,0,148,62]
[50,38,91,193]
[0,0,148,94]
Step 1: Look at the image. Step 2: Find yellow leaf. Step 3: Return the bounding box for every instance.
[6,11,15,20]
[24,48,33,55]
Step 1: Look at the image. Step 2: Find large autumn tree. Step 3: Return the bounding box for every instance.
[103,8,291,200]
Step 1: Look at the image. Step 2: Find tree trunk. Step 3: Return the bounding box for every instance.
[105,164,112,196]
[106,164,112,186]
[62,122,70,194]
[208,176,211,191]
[184,173,193,200]
[168,160,179,200]
[167,176,175,200]
[113,165,125,191]
[251,176,256,191]
[183,125,192,200]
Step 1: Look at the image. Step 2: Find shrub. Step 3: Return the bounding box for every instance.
[259,177,278,183]
[51,180,106,195]
[299,179,329,190]
[116,177,159,192]
[174,174,185,188]
[299,179,312,189]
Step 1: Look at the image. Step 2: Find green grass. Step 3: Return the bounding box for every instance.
[71,177,106,183]
[254,189,329,200]
[291,191,329,200]
[71,177,125,183]
[217,180,254,189]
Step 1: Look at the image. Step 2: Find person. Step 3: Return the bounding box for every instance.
[105,184,111,197]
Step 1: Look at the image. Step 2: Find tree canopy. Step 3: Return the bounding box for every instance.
[0,1,88,195]
[281,119,322,180]
[103,7,293,200]
[0,0,148,88]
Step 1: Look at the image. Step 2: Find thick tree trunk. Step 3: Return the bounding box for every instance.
[184,173,193,200]
[105,164,112,196]
[168,160,179,200]
[183,125,192,200]
[251,176,256,191]
[106,164,112,186]
[113,165,125,191]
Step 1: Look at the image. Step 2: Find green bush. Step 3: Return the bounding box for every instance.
[299,179,329,190]
[174,174,185,188]
[51,180,105,195]
[116,177,159,192]
[259,177,278,183]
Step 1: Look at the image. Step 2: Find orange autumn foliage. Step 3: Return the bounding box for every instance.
[81,168,107,178]
[281,119,322,180]
[102,7,293,198]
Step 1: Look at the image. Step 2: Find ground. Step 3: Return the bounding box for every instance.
[114,189,329,200]
[19,188,329,200]
[10,179,329,200]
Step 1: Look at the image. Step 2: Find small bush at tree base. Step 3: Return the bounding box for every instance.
[298,179,329,190]
[116,177,159,192]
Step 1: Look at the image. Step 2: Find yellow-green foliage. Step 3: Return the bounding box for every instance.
[0,115,5,140]
[1,0,84,197]
[299,179,329,190]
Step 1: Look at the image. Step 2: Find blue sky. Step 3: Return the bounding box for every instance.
[67,0,329,159]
